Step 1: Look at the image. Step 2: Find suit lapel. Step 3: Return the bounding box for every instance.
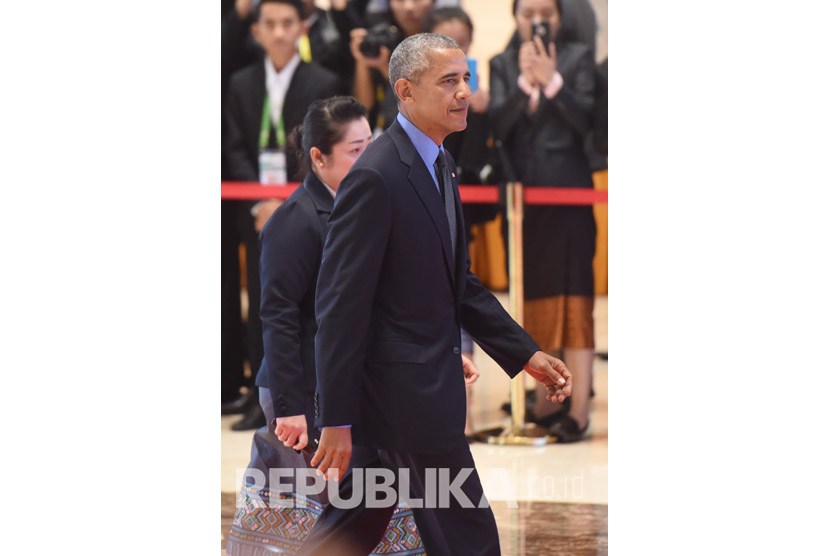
[283,62,309,131]
[389,122,456,284]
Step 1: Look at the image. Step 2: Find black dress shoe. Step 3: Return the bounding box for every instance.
[548,415,589,443]
[221,388,257,415]
[231,403,266,431]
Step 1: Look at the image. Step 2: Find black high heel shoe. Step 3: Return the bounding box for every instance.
[528,396,571,427]
[548,414,589,443]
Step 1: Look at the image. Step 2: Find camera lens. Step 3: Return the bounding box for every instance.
[360,38,381,58]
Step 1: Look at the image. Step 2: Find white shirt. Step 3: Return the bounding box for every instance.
[264,53,301,128]
[321,180,337,198]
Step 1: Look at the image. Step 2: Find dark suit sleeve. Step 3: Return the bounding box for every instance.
[536,45,595,137]
[459,255,540,378]
[314,166,392,427]
[260,199,320,417]
[489,54,529,142]
[224,75,259,182]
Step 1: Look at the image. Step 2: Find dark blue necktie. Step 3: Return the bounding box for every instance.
[434,150,457,265]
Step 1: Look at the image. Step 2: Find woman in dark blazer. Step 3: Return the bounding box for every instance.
[490,0,596,442]
[255,96,372,448]
[227,96,427,556]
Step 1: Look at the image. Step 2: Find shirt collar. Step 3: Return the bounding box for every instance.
[321,180,336,198]
[264,52,301,87]
[396,112,443,170]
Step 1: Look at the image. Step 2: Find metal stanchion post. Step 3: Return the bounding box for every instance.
[472,183,557,445]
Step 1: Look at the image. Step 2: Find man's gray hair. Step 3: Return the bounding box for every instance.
[388,33,459,101]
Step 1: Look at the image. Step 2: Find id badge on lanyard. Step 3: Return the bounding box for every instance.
[258,95,288,184]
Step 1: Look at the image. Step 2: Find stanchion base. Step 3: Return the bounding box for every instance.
[470,423,557,446]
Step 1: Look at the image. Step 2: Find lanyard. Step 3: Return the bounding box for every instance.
[259,94,286,149]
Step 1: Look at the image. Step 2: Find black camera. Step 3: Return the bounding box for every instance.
[359,23,403,58]
[531,20,551,51]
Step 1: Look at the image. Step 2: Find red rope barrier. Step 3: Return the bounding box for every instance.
[524,187,607,206]
[220,182,607,205]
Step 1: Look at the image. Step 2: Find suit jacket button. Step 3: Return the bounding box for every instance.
[453,347,460,355]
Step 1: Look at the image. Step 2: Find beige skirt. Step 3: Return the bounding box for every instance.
[524,295,595,351]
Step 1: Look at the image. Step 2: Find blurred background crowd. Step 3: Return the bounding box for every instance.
[221,0,607,443]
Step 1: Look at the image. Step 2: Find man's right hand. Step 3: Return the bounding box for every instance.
[310,427,352,481]
[275,415,309,450]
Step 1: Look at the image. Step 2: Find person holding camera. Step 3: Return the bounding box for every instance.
[349,0,435,134]
[490,0,597,442]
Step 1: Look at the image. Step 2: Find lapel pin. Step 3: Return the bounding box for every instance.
[451,173,456,178]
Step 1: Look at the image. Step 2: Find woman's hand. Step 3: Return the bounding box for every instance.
[528,35,558,88]
[275,414,309,450]
[462,353,480,385]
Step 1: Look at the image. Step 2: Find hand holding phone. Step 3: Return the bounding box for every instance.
[531,20,551,53]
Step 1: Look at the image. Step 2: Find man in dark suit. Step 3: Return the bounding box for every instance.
[223,0,339,429]
[299,33,573,556]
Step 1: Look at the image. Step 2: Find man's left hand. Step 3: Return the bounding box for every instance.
[523,351,572,403]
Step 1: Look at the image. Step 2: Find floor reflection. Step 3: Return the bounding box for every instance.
[220,494,607,555]
[492,501,608,555]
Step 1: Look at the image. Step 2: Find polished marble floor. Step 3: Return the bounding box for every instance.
[221,295,608,555]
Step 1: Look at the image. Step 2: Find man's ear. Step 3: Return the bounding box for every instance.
[394,78,414,105]
[302,19,310,35]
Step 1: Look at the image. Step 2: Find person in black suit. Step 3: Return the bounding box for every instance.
[223,0,339,430]
[490,0,596,442]
[298,33,573,556]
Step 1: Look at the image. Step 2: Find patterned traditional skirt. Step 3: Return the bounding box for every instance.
[226,426,425,555]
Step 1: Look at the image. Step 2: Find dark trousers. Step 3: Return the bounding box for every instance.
[221,200,245,401]
[221,201,265,401]
[297,439,501,556]
[240,207,264,378]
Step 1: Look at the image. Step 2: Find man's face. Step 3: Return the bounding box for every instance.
[403,48,471,142]
[390,0,435,37]
[515,0,560,43]
[252,3,305,63]
[431,19,472,55]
